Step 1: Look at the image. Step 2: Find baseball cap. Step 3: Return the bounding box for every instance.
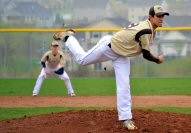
[51,40,59,46]
[149,5,169,17]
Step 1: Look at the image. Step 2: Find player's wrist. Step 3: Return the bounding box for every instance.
[155,57,160,64]
[41,62,46,68]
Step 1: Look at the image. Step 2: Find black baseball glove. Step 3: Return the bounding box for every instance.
[54,67,64,75]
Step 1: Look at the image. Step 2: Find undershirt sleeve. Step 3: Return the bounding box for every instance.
[142,49,159,63]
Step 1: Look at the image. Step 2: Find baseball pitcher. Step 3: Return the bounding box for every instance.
[53,5,169,130]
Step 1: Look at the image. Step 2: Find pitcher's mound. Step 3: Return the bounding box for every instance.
[0,110,191,133]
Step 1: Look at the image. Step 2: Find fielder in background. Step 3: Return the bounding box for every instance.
[32,40,76,97]
[53,5,169,130]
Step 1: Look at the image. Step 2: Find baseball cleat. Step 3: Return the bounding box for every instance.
[70,93,76,97]
[123,120,137,130]
[32,93,38,97]
[53,29,75,41]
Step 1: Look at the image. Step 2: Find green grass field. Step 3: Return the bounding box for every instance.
[0,78,190,121]
[0,78,190,96]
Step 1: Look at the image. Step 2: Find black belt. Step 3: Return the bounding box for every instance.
[108,43,111,48]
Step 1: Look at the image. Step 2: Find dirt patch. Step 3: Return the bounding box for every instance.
[0,96,191,133]
[0,96,191,107]
[0,110,191,133]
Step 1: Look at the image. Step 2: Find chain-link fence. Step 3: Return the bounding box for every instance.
[0,30,191,79]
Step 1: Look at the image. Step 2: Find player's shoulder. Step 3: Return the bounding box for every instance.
[139,20,152,29]
[58,50,65,56]
[44,50,52,56]
[128,20,151,31]
[58,50,64,54]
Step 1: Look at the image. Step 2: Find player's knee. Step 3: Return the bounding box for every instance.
[78,60,89,66]
[60,76,70,81]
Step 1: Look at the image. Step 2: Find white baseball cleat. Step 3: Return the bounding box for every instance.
[32,93,38,97]
[70,93,76,97]
[53,29,75,41]
[123,119,137,130]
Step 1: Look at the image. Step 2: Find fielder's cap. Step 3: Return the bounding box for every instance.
[149,5,169,17]
[51,40,59,46]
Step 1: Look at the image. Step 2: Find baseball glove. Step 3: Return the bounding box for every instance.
[54,67,64,75]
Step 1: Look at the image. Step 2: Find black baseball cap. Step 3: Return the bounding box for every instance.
[149,5,170,17]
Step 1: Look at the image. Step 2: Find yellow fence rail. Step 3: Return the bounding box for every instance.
[0,27,191,32]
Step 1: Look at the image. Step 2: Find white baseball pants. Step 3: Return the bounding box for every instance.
[66,36,132,120]
[33,65,74,95]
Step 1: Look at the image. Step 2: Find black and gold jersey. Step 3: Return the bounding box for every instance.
[111,20,154,57]
[41,50,66,69]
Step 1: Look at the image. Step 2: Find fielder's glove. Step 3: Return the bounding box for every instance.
[54,67,64,75]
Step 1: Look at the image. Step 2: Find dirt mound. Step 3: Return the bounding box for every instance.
[0,110,191,133]
[0,96,191,132]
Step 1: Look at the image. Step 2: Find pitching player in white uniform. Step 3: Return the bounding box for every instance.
[33,40,76,97]
[53,5,169,130]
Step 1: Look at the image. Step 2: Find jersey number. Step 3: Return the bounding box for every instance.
[128,23,139,28]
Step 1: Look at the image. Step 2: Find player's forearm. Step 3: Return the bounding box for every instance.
[60,62,65,67]
[142,49,159,63]
[60,60,66,67]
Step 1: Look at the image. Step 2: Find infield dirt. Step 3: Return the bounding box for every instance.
[0,96,191,133]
